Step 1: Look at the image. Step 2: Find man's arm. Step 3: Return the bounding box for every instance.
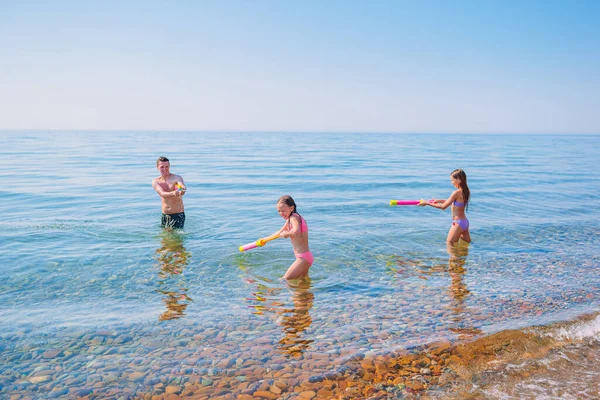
[153,179,180,198]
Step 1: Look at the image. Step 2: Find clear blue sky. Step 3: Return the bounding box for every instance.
[1,0,598,133]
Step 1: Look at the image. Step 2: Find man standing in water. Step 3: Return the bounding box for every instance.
[152,156,186,229]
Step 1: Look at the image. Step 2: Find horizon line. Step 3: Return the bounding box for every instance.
[1,129,599,136]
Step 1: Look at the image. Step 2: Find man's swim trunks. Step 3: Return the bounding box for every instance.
[161,212,185,229]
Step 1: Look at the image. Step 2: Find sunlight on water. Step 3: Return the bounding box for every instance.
[1,131,599,398]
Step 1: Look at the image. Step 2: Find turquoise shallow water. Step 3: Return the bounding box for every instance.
[1,131,599,397]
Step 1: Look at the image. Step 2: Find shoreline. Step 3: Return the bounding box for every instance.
[128,311,599,399]
[2,310,599,399]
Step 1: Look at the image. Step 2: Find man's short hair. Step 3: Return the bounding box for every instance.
[156,156,170,166]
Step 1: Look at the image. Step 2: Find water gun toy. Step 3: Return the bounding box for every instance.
[390,199,435,206]
[239,235,280,252]
[175,183,185,191]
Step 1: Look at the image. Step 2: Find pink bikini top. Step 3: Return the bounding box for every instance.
[291,213,308,233]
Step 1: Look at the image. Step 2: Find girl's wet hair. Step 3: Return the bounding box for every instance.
[277,195,297,214]
[451,169,470,209]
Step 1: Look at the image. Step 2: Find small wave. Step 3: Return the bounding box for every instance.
[543,313,600,342]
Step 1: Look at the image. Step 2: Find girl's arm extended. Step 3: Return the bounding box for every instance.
[422,190,458,210]
[261,222,288,242]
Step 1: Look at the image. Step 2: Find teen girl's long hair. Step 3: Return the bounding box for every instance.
[451,169,470,209]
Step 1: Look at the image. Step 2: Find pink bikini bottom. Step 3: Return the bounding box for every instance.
[294,251,314,266]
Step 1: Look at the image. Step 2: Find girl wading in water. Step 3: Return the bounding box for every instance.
[261,195,313,279]
[419,169,471,244]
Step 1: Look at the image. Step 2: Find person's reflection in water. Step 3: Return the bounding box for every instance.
[243,270,314,357]
[276,278,314,357]
[447,242,470,305]
[155,231,192,321]
[446,242,481,337]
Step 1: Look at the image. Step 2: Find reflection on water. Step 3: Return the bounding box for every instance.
[388,242,483,339]
[242,263,314,357]
[277,279,314,357]
[447,242,470,306]
[447,242,482,337]
[155,231,192,321]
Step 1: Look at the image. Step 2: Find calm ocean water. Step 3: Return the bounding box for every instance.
[1,131,599,399]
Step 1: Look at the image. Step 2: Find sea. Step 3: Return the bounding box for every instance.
[1,131,599,399]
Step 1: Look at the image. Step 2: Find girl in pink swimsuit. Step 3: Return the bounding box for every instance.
[419,169,471,244]
[262,195,313,280]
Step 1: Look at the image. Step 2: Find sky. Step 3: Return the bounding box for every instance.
[1,0,599,134]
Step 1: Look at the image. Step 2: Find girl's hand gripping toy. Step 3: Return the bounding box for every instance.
[390,199,435,206]
[239,235,280,252]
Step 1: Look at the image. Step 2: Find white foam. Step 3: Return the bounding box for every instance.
[546,314,600,341]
